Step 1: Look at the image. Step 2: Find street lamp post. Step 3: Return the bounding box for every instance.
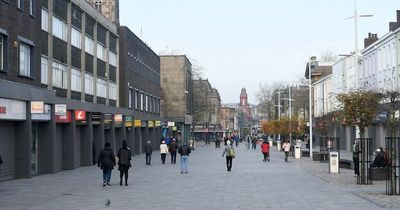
[308,58,313,158]
[283,85,294,144]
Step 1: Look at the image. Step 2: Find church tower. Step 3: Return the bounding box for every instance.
[240,87,248,107]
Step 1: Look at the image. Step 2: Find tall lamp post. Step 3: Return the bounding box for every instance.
[283,85,294,144]
[345,0,373,88]
[308,58,314,159]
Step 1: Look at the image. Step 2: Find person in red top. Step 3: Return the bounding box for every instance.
[261,141,270,162]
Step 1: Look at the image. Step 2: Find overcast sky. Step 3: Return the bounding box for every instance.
[120,0,400,104]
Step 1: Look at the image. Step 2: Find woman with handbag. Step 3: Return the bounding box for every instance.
[222,140,235,171]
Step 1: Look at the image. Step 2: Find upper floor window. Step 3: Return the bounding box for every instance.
[85,73,94,95]
[17,0,23,10]
[85,36,94,55]
[19,42,32,77]
[128,88,133,109]
[109,82,117,100]
[0,35,4,71]
[71,27,81,49]
[52,16,67,41]
[140,92,144,111]
[134,90,139,110]
[29,0,35,16]
[41,9,48,31]
[109,51,117,66]
[40,56,48,84]
[71,68,81,92]
[52,60,67,88]
[96,43,106,61]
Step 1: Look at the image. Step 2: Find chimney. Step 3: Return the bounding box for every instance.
[389,10,400,31]
[95,0,102,12]
[364,33,378,48]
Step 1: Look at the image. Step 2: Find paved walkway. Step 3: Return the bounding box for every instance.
[0,143,397,210]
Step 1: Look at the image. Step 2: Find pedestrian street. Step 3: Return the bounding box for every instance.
[0,143,390,210]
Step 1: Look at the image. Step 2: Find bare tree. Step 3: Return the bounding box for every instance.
[319,50,338,62]
[189,58,205,80]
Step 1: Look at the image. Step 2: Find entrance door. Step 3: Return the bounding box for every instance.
[31,123,39,176]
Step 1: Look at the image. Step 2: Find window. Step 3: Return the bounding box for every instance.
[96,78,107,98]
[145,94,149,112]
[140,92,144,111]
[71,68,81,92]
[134,90,138,110]
[109,82,117,100]
[96,43,106,61]
[41,9,48,31]
[52,61,67,88]
[71,28,81,49]
[17,0,23,10]
[128,88,132,108]
[0,35,4,71]
[40,56,48,84]
[19,43,32,77]
[109,51,117,66]
[85,73,94,95]
[52,16,67,41]
[85,36,94,55]
[29,0,35,16]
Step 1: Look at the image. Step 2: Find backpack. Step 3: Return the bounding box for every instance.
[228,147,235,158]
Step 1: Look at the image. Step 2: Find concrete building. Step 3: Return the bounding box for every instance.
[160,55,193,143]
[86,0,119,25]
[117,26,161,154]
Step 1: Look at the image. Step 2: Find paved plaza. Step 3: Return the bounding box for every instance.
[0,143,399,210]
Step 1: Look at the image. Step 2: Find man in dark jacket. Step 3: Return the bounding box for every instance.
[144,140,153,165]
[178,143,191,173]
[117,140,131,186]
[98,142,116,187]
[169,139,178,164]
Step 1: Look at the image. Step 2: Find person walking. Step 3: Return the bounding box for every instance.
[261,140,270,162]
[169,139,178,164]
[222,141,235,171]
[144,140,153,165]
[92,142,96,165]
[178,143,191,173]
[251,137,257,150]
[97,142,116,187]
[352,140,360,177]
[246,135,251,149]
[117,140,131,186]
[282,140,291,162]
[160,141,168,164]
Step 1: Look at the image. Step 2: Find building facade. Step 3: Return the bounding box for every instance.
[117,26,161,153]
[86,0,119,25]
[160,55,193,143]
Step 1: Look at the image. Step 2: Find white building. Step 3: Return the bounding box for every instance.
[313,75,335,117]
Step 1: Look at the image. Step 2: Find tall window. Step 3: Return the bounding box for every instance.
[52,61,67,88]
[134,90,138,110]
[52,16,67,41]
[71,28,81,49]
[145,94,149,112]
[40,56,48,84]
[85,36,94,55]
[97,43,106,61]
[0,35,4,71]
[128,88,132,108]
[19,43,32,77]
[17,0,23,10]
[29,0,35,16]
[85,73,94,95]
[109,82,117,100]
[140,92,144,111]
[109,51,117,66]
[96,78,107,98]
[41,9,48,31]
[71,68,81,92]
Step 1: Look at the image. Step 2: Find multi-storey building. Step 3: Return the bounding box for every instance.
[117,26,161,154]
[160,55,193,143]
[220,106,235,136]
[0,0,144,182]
[86,0,119,25]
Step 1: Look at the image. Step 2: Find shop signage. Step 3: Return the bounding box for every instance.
[114,114,123,128]
[0,98,26,120]
[148,121,154,128]
[141,120,147,127]
[91,112,102,125]
[173,126,177,131]
[134,120,141,127]
[55,104,67,116]
[32,104,51,121]
[167,121,175,127]
[104,114,113,129]
[75,110,86,121]
[125,116,133,127]
[155,121,161,127]
[31,101,44,114]
[55,110,72,123]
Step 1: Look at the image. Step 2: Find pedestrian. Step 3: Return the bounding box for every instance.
[144,140,153,165]
[92,142,96,165]
[246,135,251,149]
[282,140,291,162]
[352,140,360,177]
[261,140,270,162]
[222,141,235,171]
[160,140,168,164]
[97,142,116,187]
[117,140,131,186]
[251,137,257,150]
[169,139,178,164]
[178,143,191,173]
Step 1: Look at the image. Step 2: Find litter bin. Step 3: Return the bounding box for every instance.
[329,151,339,173]
[276,140,281,151]
[294,145,301,159]
[269,138,273,148]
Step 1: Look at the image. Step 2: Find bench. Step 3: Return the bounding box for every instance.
[339,159,352,169]
[302,151,310,157]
